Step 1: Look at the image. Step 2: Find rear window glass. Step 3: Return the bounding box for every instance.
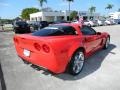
[32,25,77,36]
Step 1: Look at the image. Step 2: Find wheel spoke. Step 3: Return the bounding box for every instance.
[78,53,82,59]
[76,64,80,73]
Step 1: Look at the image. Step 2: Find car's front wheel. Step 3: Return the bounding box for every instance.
[68,50,85,75]
[88,24,91,27]
[103,37,110,49]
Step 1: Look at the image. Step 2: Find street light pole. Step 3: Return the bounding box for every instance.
[68,1,70,21]
[0,17,1,25]
[0,17,4,31]
[0,17,2,30]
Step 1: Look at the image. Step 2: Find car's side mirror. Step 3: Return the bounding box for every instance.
[96,32,101,35]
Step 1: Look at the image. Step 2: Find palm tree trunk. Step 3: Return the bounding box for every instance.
[41,6,43,11]
[68,1,70,21]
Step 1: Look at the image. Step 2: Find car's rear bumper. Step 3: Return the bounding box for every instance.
[15,45,66,74]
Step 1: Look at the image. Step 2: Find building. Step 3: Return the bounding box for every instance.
[78,11,100,20]
[30,11,69,22]
[30,10,100,22]
[109,12,120,19]
[109,12,120,23]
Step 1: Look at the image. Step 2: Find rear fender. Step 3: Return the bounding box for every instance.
[68,42,84,62]
[102,33,110,44]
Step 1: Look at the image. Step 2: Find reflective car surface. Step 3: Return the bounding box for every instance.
[13,23,110,75]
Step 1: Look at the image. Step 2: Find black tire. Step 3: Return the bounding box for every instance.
[88,24,91,27]
[22,59,30,64]
[15,30,19,34]
[68,49,85,75]
[104,23,107,26]
[103,37,110,49]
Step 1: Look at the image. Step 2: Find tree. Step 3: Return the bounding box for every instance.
[21,8,39,20]
[105,4,114,12]
[118,8,120,12]
[64,0,74,21]
[89,6,96,14]
[38,0,47,9]
[89,6,96,20]
[70,11,78,20]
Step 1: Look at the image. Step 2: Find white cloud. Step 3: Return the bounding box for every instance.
[0,2,10,7]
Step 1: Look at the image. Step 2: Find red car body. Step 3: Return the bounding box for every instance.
[13,23,110,74]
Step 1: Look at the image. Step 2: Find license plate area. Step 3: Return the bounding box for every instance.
[23,49,30,57]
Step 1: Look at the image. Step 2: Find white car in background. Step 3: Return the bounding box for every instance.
[110,19,116,25]
[104,20,111,25]
[96,20,103,26]
[83,20,94,27]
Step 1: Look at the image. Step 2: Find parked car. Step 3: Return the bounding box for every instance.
[27,21,39,31]
[92,20,99,26]
[72,20,78,23]
[110,19,116,25]
[98,20,103,26]
[114,19,120,24]
[104,20,111,25]
[54,20,68,24]
[13,23,110,75]
[13,21,31,34]
[0,23,3,26]
[71,20,83,27]
[28,21,49,31]
[118,21,120,24]
[39,21,49,29]
[93,20,103,26]
[83,20,94,27]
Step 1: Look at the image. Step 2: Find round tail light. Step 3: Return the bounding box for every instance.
[42,44,50,53]
[34,43,41,51]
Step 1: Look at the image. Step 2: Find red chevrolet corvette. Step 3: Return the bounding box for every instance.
[13,23,110,75]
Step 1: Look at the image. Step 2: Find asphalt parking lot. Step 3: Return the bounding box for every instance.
[0,25,120,90]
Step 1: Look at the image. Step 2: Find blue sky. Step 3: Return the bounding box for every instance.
[0,0,120,19]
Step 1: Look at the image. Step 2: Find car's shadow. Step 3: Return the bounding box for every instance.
[31,44,116,80]
[0,63,7,90]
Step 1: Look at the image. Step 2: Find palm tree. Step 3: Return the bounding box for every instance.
[89,6,96,20]
[64,0,74,21]
[67,0,74,12]
[38,0,47,9]
[89,6,96,14]
[118,8,120,12]
[105,4,114,13]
